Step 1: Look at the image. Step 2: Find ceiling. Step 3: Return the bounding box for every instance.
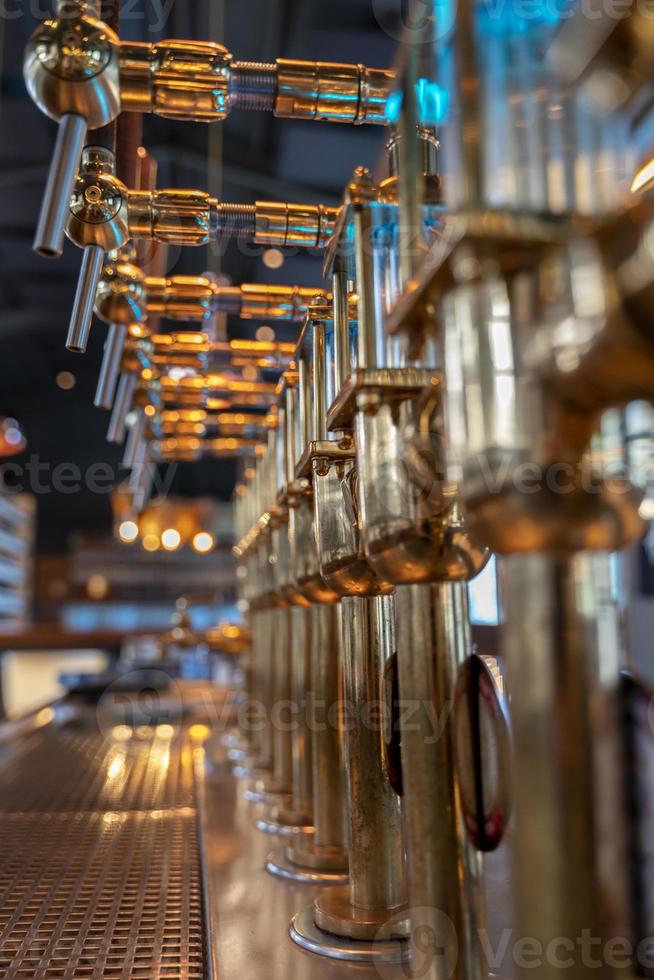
[0,0,399,553]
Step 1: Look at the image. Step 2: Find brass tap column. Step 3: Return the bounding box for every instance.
[25,0,392,259]
[289,296,408,964]
[62,152,338,351]
[257,378,314,834]
[267,304,349,884]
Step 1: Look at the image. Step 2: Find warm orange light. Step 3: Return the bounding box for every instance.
[189,724,210,742]
[255,325,275,342]
[86,574,109,600]
[632,157,654,194]
[192,531,215,554]
[142,532,160,552]
[118,520,139,543]
[161,527,181,551]
[55,371,76,390]
[262,247,284,269]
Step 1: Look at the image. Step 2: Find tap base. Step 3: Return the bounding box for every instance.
[231,762,269,781]
[265,844,348,885]
[286,838,348,872]
[243,782,292,805]
[255,807,313,836]
[314,887,410,943]
[290,903,408,963]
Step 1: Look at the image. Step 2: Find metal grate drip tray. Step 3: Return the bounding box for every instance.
[0,713,209,979]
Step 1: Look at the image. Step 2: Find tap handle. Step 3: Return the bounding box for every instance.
[128,445,154,513]
[66,243,105,352]
[122,409,146,469]
[33,114,87,258]
[95,321,128,409]
[107,371,137,443]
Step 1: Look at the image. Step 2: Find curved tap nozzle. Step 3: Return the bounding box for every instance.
[64,156,335,351]
[25,2,392,258]
[107,370,137,443]
[122,408,147,469]
[25,1,121,257]
[95,321,128,409]
[65,147,129,352]
[144,276,327,322]
[25,5,392,130]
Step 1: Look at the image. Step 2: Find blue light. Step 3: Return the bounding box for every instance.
[477,0,572,36]
[385,90,403,125]
[417,77,448,125]
[385,78,448,126]
[468,555,501,626]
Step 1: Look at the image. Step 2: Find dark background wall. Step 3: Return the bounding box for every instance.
[0,0,399,552]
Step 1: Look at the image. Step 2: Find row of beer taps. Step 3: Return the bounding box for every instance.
[23,0,654,977]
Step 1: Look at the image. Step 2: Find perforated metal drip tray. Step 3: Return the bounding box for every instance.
[0,699,214,980]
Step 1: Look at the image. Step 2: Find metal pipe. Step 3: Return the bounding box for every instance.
[397,45,422,291]
[270,607,294,795]
[502,552,630,980]
[127,437,153,513]
[66,244,105,352]
[312,318,327,442]
[342,594,402,910]
[107,371,136,443]
[298,354,312,453]
[33,114,87,258]
[276,601,349,879]
[309,602,347,854]
[289,605,313,822]
[94,321,127,409]
[353,203,380,370]
[243,608,274,775]
[270,602,314,826]
[332,264,351,396]
[122,409,146,469]
[310,594,407,943]
[395,581,485,980]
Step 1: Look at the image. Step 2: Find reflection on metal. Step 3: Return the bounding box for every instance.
[289,904,408,965]
[20,0,654,975]
[0,707,207,980]
[265,845,348,885]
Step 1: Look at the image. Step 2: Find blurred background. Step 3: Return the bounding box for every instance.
[0,0,653,716]
[0,0,399,714]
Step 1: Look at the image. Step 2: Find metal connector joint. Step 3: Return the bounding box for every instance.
[274,59,392,124]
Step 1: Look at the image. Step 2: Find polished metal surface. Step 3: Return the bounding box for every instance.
[502,553,630,980]
[32,113,87,258]
[0,703,208,980]
[307,603,348,862]
[107,372,137,444]
[21,2,654,977]
[396,582,485,980]
[95,322,128,410]
[0,694,426,980]
[66,244,105,353]
[290,904,407,964]
[255,809,313,836]
[201,739,416,980]
[265,845,348,885]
